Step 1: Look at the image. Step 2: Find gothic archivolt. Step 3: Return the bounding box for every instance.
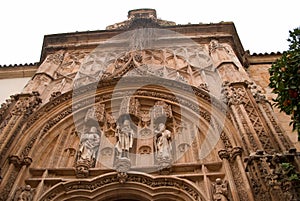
[24,80,228,170]
[1,75,235,200]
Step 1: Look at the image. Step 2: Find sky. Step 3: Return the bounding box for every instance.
[0,0,299,65]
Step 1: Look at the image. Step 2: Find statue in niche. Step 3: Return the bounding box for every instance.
[155,123,172,161]
[212,178,229,201]
[78,126,101,165]
[115,120,134,158]
[14,185,34,201]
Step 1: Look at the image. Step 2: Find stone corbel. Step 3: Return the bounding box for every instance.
[115,157,131,173]
[218,146,243,161]
[218,149,230,160]
[231,146,243,160]
[8,155,32,168]
[75,161,90,178]
[159,166,172,175]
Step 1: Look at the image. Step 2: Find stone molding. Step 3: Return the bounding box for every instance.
[39,172,208,201]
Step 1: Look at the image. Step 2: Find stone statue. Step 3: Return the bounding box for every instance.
[14,185,34,201]
[155,123,172,161]
[212,178,229,201]
[115,120,134,158]
[78,126,101,164]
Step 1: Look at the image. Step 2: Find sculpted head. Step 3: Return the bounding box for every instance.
[216,178,222,184]
[25,185,31,191]
[158,123,166,131]
[123,119,130,127]
[90,126,98,133]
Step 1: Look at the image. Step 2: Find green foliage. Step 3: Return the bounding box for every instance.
[281,162,300,181]
[269,28,300,140]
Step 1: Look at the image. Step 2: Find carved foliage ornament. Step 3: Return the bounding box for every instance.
[218,146,242,161]
[11,92,42,116]
[222,82,247,105]
[151,100,172,120]
[41,173,205,201]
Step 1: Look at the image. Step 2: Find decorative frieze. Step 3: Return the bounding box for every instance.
[40,172,205,201]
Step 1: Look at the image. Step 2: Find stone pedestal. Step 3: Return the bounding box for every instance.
[115,157,131,173]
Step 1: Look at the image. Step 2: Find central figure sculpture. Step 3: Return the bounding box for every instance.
[78,126,101,165]
[115,119,134,158]
[155,123,172,162]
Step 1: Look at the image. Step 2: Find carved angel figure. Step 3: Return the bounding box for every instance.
[78,126,101,164]
[115,120,134,158]
[155,123,172,161]
[213,178,229,201]
[14,185,34,201]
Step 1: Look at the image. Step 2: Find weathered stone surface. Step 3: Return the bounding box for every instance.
[0,8,298,201]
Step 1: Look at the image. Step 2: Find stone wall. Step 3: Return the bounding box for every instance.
[247,54,299,149]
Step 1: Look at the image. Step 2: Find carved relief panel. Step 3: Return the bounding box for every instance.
[33,95,219,173]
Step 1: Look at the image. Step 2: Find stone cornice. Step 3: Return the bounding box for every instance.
[0,63,38,79]
[40,22,246,66]
[247,52,282,65]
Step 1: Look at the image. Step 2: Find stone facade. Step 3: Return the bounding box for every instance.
[0,9,299,201]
